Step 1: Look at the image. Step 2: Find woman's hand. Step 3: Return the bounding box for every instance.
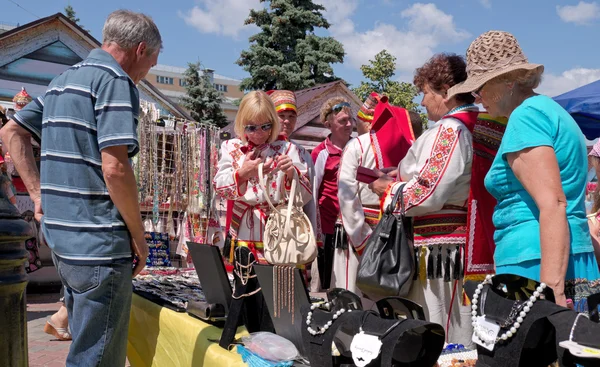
[238,151,273,180]
[552,288,568,308]
[369,174,394,197]
[276,154,296,179]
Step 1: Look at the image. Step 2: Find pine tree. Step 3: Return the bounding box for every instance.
[64,5,89,32]
[181,62,229,128]
[353,50,421,112]
[237,0,345,91]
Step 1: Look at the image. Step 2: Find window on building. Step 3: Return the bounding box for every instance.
[179,79,187,87]
[156,76,174,85]
[213,84,228,93]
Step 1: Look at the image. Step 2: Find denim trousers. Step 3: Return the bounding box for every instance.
[52,253,132,367]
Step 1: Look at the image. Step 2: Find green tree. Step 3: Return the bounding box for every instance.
[64,5,89,32]
[237,0,345,91]
[353,50,422,115]
[181,62,229,128]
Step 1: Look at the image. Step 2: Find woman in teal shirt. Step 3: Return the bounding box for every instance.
[448,31,600,311]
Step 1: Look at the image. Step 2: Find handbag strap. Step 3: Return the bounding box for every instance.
[387,183,407,217]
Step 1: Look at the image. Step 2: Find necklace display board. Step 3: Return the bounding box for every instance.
[464,275,600,367]
[134,101,221,267]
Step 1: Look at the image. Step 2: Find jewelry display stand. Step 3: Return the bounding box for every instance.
[464,276,600,367]
[219,248,274,350]
[300,306,445,367]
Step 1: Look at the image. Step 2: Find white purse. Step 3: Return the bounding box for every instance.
[258,163,317,266]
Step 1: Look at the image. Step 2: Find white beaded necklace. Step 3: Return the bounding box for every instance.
[471,275,547,345]
[306,302,352,335]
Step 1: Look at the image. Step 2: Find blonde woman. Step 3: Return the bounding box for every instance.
[448,31,600,311]
[214,91,313,264]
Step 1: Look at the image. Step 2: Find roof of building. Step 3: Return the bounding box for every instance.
[0,12,191,120]
[151,64,242,84]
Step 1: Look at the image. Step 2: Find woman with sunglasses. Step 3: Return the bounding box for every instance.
[214,91,313,264]
[311,97,354,291]
[447,31,600,311]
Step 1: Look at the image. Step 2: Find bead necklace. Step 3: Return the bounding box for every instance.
[471,275,547,345]
[306,302,352,335]
[446,103,476,116]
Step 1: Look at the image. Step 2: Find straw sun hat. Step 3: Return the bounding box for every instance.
[447,31,543,99]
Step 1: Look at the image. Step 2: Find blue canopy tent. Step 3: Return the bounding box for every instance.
[554,79,600,140]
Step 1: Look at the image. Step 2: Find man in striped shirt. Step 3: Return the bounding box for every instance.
[0,10,161,366]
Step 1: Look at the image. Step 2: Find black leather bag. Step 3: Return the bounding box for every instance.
[356,183,414,299]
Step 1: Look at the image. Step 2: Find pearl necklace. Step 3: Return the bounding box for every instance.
[471,275,547,344]
[306,302,352,335]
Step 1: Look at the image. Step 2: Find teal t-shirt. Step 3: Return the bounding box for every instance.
[484,95,592,267]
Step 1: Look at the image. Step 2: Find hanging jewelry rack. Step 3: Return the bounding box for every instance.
[134,102,221,267]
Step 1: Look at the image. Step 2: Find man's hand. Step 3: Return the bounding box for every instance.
[380,167,398,178]
[131,233,149,277]
[33,197,44,222]
[368,175,394,197]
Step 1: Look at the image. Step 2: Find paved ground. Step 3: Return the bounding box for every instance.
[27,293,71,367]
[27,292,130,367]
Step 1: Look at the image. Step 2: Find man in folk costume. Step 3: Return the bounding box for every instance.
[265,90,317,235]
[311,97,354,291]
[336,93,416,293]
[267,90,318,285]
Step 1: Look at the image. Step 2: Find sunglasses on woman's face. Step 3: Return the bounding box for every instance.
[244,122,273,133]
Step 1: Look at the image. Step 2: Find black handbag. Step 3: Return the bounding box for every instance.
[356,183,414,299]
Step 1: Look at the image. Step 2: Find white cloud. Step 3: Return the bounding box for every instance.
[538,67,600,97]
[479,0,492,8]
[315,2,469,73]
[556,1,600,25]
[179,0,261,38]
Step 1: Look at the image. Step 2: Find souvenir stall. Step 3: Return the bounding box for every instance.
[126,101,248,366]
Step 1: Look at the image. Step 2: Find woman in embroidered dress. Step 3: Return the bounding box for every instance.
[370,53,477,346]
[214,91,313,264]
[448,31,600,312]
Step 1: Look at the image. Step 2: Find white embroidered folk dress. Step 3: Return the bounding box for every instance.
[213,137,313,264]
[380,109,476,347]
[336,133,384,293]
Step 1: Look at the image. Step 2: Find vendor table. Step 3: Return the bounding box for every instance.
[127,293,248,366]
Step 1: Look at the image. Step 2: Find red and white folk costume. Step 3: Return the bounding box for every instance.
[380,105,478,346]
[214,136,313,264]
[336,95,415,293]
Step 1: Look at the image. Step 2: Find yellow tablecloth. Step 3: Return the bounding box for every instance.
[127,293,248,367]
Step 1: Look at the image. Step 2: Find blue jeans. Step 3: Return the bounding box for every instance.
[52,253,132,367]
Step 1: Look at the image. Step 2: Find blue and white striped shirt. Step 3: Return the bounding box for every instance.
[14,49,139,263]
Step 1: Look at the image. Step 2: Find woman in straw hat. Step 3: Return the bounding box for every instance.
[447,30,600,311]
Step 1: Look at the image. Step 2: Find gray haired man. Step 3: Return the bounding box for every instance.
[0,10,161,366]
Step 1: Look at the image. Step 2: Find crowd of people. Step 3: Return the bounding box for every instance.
[1,5,600,365]
[215,30,600,348]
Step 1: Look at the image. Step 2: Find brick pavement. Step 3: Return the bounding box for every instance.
[27,292,130,367]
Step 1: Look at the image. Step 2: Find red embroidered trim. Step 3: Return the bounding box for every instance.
[403,126,461,211]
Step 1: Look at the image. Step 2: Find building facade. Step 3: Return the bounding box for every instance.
[146,65,243,123]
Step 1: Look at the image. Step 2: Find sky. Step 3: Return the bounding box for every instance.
[3,0,600,97]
